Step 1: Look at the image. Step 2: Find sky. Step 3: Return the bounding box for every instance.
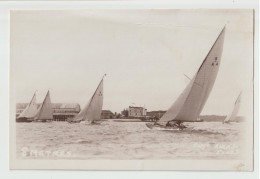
[10,9,254,115]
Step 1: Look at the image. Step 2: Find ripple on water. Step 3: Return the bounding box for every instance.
[16,121,245,160]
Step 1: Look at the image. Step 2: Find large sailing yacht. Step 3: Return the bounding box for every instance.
[223,92,242,123]
[16,91,38,122]
[146,26,226,130]
[32,90,53,122]
[68,75,105,124]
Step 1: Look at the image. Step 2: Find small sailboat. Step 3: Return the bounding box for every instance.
[223,92,242,123]
[68,75,105,124]
[16,91,38,122]
[32,90,53,122]
[146,26,226,130]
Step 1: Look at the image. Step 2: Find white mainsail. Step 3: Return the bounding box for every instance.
[33,90,53,121]
[158,26,226,124]
[18,92,38,119]
[73,76,104,123]
[224,92,242,123]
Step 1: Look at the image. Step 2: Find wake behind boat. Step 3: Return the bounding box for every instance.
[68,74,105,125]
[146,26,226,130]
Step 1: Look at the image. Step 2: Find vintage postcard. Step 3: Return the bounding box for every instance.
[10,9,254,170]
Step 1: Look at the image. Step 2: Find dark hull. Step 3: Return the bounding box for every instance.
[146,122,188,130]
[91,121,103,125]
[16,118,32,123]
[33,119,52,123]
[67,119,103,125]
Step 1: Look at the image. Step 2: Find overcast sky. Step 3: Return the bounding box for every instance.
[11,9,253,115]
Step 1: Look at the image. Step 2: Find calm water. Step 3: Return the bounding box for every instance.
[16,120,246,160]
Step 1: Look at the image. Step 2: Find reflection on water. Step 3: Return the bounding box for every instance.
[16,120,246,160]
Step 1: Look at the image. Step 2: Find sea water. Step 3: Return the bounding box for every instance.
[16,120,246,160]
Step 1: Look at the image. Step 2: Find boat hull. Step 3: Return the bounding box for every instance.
[80,120,103,125]
[67,119,103,125]
[16,117,32,123]
[33,119,52,123]
[145,122,186,130]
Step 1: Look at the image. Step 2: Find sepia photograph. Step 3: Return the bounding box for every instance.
[9,9,254,170]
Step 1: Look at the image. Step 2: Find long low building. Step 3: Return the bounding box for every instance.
[16,103,114,121]
[16,103,81,121]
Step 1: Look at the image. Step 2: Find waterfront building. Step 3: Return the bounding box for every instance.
[128,106,147,117]
[16,103,80,121]
[101,110,115,119]
[16,103,114,121]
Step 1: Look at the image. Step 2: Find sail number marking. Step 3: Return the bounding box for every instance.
[212,57,218,66]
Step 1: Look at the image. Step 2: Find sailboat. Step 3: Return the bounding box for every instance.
[146,26,226,130]
[32,90,53,122]
[223,92,242,123]
[16,91,38,122]
[68,75,105,124]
